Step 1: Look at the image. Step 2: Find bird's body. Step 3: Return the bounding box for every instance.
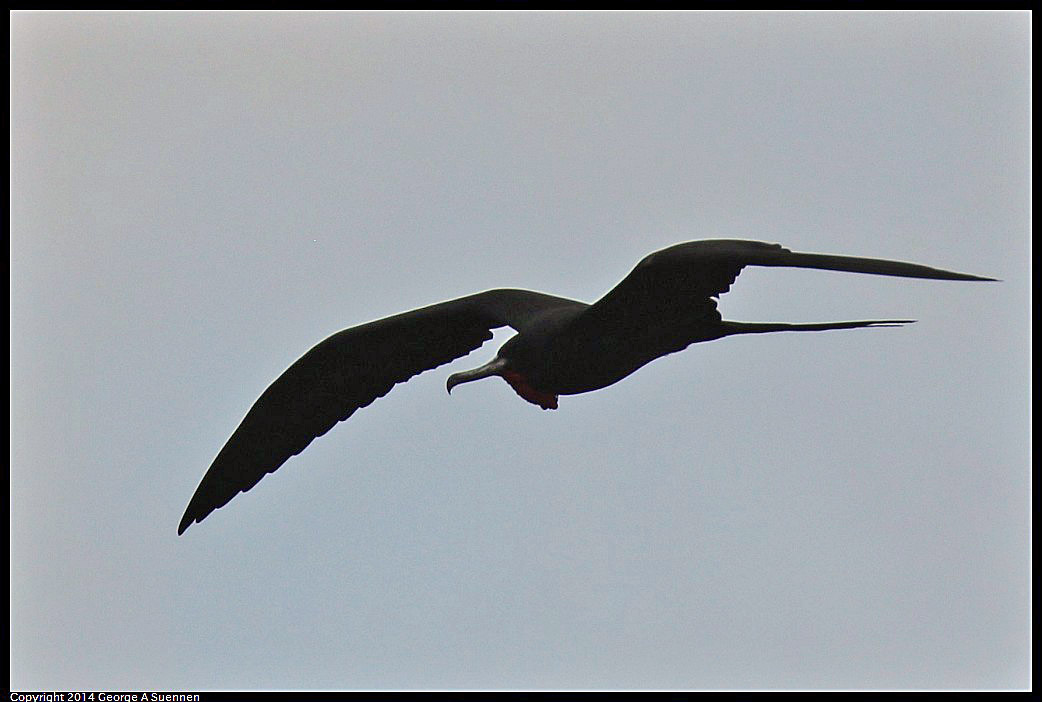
[178,239,993,534]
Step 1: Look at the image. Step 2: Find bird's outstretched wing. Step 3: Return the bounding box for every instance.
[178,289,584,534]
[576,239,994,332]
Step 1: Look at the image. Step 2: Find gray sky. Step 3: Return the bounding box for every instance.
[10,11,1030,691]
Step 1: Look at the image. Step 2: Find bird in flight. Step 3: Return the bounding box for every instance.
[178,239,993,534]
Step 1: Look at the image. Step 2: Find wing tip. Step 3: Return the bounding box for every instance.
[178,495,216,535]
[867,319,916,327]
[177,511,197,535]
[946,272,998,282]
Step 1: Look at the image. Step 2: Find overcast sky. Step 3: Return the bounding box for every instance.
[10,11,1030,691]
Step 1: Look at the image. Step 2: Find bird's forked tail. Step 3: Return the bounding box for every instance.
[721,319,915,336]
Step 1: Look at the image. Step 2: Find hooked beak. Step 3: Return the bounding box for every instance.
[446,357,508,395]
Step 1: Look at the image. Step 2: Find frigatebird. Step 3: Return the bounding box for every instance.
[178,239,993,534]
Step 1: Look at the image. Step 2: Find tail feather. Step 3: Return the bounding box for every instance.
[723,319,915,335]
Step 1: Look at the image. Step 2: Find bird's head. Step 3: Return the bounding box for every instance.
[446,338,558,410]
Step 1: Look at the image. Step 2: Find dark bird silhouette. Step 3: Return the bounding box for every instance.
[178,239,993,534]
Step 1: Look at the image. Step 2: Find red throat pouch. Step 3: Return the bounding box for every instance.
[502,371,558,410]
